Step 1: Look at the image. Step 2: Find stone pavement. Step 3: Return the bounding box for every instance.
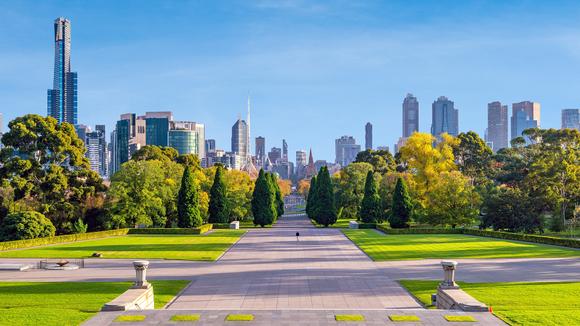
[166,215,420,310]
[85,309,503,326]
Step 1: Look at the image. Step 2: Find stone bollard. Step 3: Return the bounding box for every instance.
[132,260,151,289]
[439,260,459,289]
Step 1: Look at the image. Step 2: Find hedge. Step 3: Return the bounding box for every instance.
[375,225,580,248]
[211,223,231,229]
[128,224,213,235]
[0,229,130,251]
[463,229,580,248]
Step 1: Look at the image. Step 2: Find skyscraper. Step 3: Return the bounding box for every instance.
[403,93,419,138]
[282,139,288,162]
[296,150,307,167]
[231,118,249,158]
[431,96,459,139]
[335,136,361,167]
[205,139,216,154]
[511,101,540,141]
[562,109,579,130]
[268,147,282,164]
[47,18,78,125]
[365,122,372,150]
[171,121,205,160]
[486,101,508,152]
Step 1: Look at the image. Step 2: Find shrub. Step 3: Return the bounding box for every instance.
[0,211,56,241]
[128,224,213,235]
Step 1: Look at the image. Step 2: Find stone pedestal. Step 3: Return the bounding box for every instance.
[349,221,359,229]
[439,260,459,289]
[132,260,151,289]
[230,221,240,230]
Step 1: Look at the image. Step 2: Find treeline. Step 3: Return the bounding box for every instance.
[306,129,579,234]
[0,114,290,241]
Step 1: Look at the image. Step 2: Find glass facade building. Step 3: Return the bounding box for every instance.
[562,109,579,130]
[511,101,540,142]
[47,18,78,125]
[431,96,459,139]
[169,130,198,155]
[403,94,419,138]
[486,101,508,152]
[146,118,169,146]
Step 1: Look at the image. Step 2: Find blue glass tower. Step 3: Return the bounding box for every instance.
[47,17,78,125]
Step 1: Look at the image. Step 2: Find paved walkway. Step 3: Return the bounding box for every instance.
[167,215,420,310]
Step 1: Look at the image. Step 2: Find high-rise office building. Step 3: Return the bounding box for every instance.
[335,136,361,167]
[145,112,172,146]
[365,122,372,150]
[115,119,131,173]
[86,125,107,177]
[268,147,282,164]
[47,18,78,125]
[511,101,540,141]
[431,96,459,138]
[562,109,579,130]
[205,139,216,154]
[171,121,205,160]
[231,118,249,158]
[169,130,198,155]
[486,101,508,152]
[255,137,266,163]
[75,124,90,143]
[403,93,419,138]
[296,150,307,167]
[282,139,288,162]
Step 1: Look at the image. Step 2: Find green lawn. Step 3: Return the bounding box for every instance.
[0,280,189,326]
[0,230,245,260]
[343,230,579,260]
[399,280,580,326]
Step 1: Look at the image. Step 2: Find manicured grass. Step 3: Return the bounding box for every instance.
[0,280,189,326]
[0,230,245,261]
[444,315,477,322]
[114,315,146,322]
[170,314,201,322]
[389,315,421,322]
[335,314,365,321]
[399,280,580,326]
[225,314,254,321]
[343,230,579,260]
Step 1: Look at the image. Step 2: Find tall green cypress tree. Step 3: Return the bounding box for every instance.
[390,177,412,228]
[360,170,382,223]
[266,173,279,221]
[315,166,337,226]
[251,169,276,227]
[306,176,317,218]
[271,173,285,218]
[177,166,202,228]
[208,165,228,223]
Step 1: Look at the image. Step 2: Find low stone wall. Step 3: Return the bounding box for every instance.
[436,287,488,312]
[102,286,154,311]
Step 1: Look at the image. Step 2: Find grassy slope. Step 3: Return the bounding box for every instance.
[343,230,579,260]
[0,280,189,326]
[399,280,580,326]
[0,230,245,260]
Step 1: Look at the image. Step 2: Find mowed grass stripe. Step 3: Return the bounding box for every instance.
[343,230,579,260]
[0,281,189,325]
[399,280,580,326]
[0,230,245,261]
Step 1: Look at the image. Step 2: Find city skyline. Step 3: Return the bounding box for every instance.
[3,2,580,160]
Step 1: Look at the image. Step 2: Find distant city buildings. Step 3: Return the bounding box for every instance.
[145,111,172,147]
[205,139,216,155]
[486,101,508,152]
[403,93,419,138]
[365,122,372,150]
[47,18,78,125]
[335,136,361,167]
[231,118,249,159]
[255,136,266,165]
[511,101,540,142]
[86,125,107,177]
[431,96,459,139]
[562,109,579,130]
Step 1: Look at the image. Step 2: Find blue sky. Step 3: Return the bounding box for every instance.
[2,0,580,161]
